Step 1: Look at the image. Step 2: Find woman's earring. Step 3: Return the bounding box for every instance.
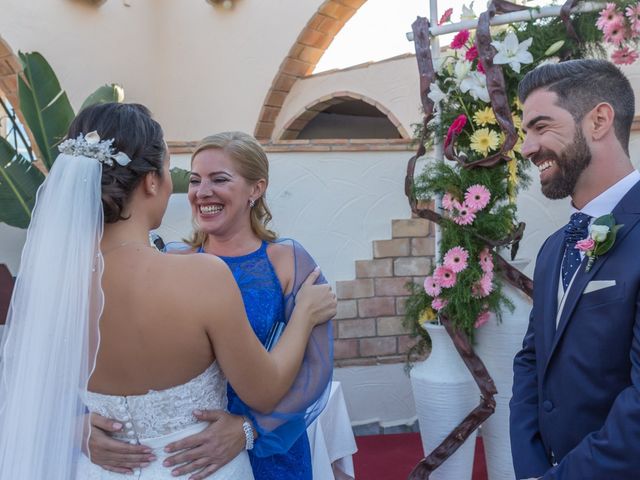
[249,198,255,208]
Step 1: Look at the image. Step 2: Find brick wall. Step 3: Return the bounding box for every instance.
[333,218,435,366]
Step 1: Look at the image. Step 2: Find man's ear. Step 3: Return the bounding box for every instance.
[143,171,159,196]
[587,102,615,141]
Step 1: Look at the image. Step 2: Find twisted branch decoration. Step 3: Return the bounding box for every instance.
[404,0,580,475]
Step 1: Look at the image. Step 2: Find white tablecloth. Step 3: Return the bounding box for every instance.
[307,381,357,480]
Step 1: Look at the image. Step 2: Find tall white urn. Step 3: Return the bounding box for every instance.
[410,323,478,480]
[475,260,532,480]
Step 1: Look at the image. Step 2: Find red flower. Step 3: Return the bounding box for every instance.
[444,114,468,148]
[451,30,470,49]
[477,60,485,74]
[465,45,478,61]
[438,8,453,25]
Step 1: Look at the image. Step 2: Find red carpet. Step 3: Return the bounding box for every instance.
[353,432,487,480]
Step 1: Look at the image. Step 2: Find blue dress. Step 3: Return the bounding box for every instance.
[201,241,313,480]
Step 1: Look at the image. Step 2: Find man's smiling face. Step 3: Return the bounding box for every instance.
[521,88,592,200]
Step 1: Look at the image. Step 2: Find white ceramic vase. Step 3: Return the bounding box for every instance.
[475,259,532,480]
[410,323,478,480]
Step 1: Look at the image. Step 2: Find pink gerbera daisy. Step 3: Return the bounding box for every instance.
[443,246,469,273]
[603,19,628,45]
[432,297,448,311]
[611,46,640,65]
[452,206,476,225]
[475,310,491,328]
[479,248,494,273]
[442,192,456,211]
[423,275,442,297]
[479,272,494,296]
[464,184,491,211]
[597,3,624,30]
[434,265,457,288]
[626,4,640,34]
[451,29,470,50]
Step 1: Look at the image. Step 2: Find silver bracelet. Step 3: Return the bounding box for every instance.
[242,418,254,451]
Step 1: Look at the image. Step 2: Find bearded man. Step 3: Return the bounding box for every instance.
[510,59,640,479]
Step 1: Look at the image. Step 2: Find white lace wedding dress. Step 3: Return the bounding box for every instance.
[77,362,254,479]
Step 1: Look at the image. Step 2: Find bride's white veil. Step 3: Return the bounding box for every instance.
[0,150,104,478]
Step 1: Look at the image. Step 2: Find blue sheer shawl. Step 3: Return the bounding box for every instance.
[164,238,333,457]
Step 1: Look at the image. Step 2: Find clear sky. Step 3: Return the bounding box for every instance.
[314,0,468,73]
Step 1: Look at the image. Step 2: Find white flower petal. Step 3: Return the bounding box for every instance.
[112,152,132,167]
[85,131,101,145]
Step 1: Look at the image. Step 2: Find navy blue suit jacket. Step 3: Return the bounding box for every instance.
[510,180,640,479]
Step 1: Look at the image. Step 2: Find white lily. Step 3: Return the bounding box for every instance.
[453,60,472,85]
[491,32,533,74]
[460,2,476,21]
[460,71,490,103]
[427,82,447,106]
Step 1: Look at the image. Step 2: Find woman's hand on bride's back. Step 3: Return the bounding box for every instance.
[295,268,337,327]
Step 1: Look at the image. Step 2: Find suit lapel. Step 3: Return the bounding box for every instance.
[540,232,564,358]
[543,181,640,377]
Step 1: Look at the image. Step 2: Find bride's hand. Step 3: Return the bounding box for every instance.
[294,268,337,327]
[87,413,156,473]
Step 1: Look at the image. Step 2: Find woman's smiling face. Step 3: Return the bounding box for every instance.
[188,148,255,236]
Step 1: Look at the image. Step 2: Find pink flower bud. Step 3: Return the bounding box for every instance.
[575,238,595,252]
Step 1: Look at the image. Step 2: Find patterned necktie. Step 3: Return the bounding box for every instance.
[561,212,592,290]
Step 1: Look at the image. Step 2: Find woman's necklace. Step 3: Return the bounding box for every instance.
[101,241,153,255]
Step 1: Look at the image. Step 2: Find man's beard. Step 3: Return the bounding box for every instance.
[535,127,592,200]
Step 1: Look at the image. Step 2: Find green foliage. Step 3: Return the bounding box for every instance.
[401,281,432,370]
[80,84,125,112]
[170,167,191,194]
[0,136,45,228]
[18,52,75,171]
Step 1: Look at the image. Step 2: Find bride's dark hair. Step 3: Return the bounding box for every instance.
[66,103,166,223]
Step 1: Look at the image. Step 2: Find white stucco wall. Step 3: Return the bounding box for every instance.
[275,54,421,140]
[0,0,324,140]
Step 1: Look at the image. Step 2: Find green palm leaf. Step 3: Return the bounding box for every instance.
[80,84,125,112]
[0,137,45,228]
[18,51,75,171]
[170,167,190,194]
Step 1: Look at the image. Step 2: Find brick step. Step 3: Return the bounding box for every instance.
[391,218,431,238]
[332,216,436,366]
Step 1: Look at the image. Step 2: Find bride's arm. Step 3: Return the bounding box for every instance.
[198,256,335,413]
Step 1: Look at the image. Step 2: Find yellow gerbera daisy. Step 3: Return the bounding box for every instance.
[473,107,496,126]
[512,135,523,154]
[513,98,523,111]
[507,156,519,203]
[512,114,522,130]
[419,307,437,325]
[470,128,500,155]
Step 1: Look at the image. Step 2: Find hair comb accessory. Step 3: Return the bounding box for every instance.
[58,130,132,167]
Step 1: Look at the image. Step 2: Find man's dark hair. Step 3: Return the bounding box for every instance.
[518,59,634,154]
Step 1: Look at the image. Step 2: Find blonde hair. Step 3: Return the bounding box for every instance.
[186,131,277,248]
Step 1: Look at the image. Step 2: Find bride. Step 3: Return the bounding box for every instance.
[0,103,336,479]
